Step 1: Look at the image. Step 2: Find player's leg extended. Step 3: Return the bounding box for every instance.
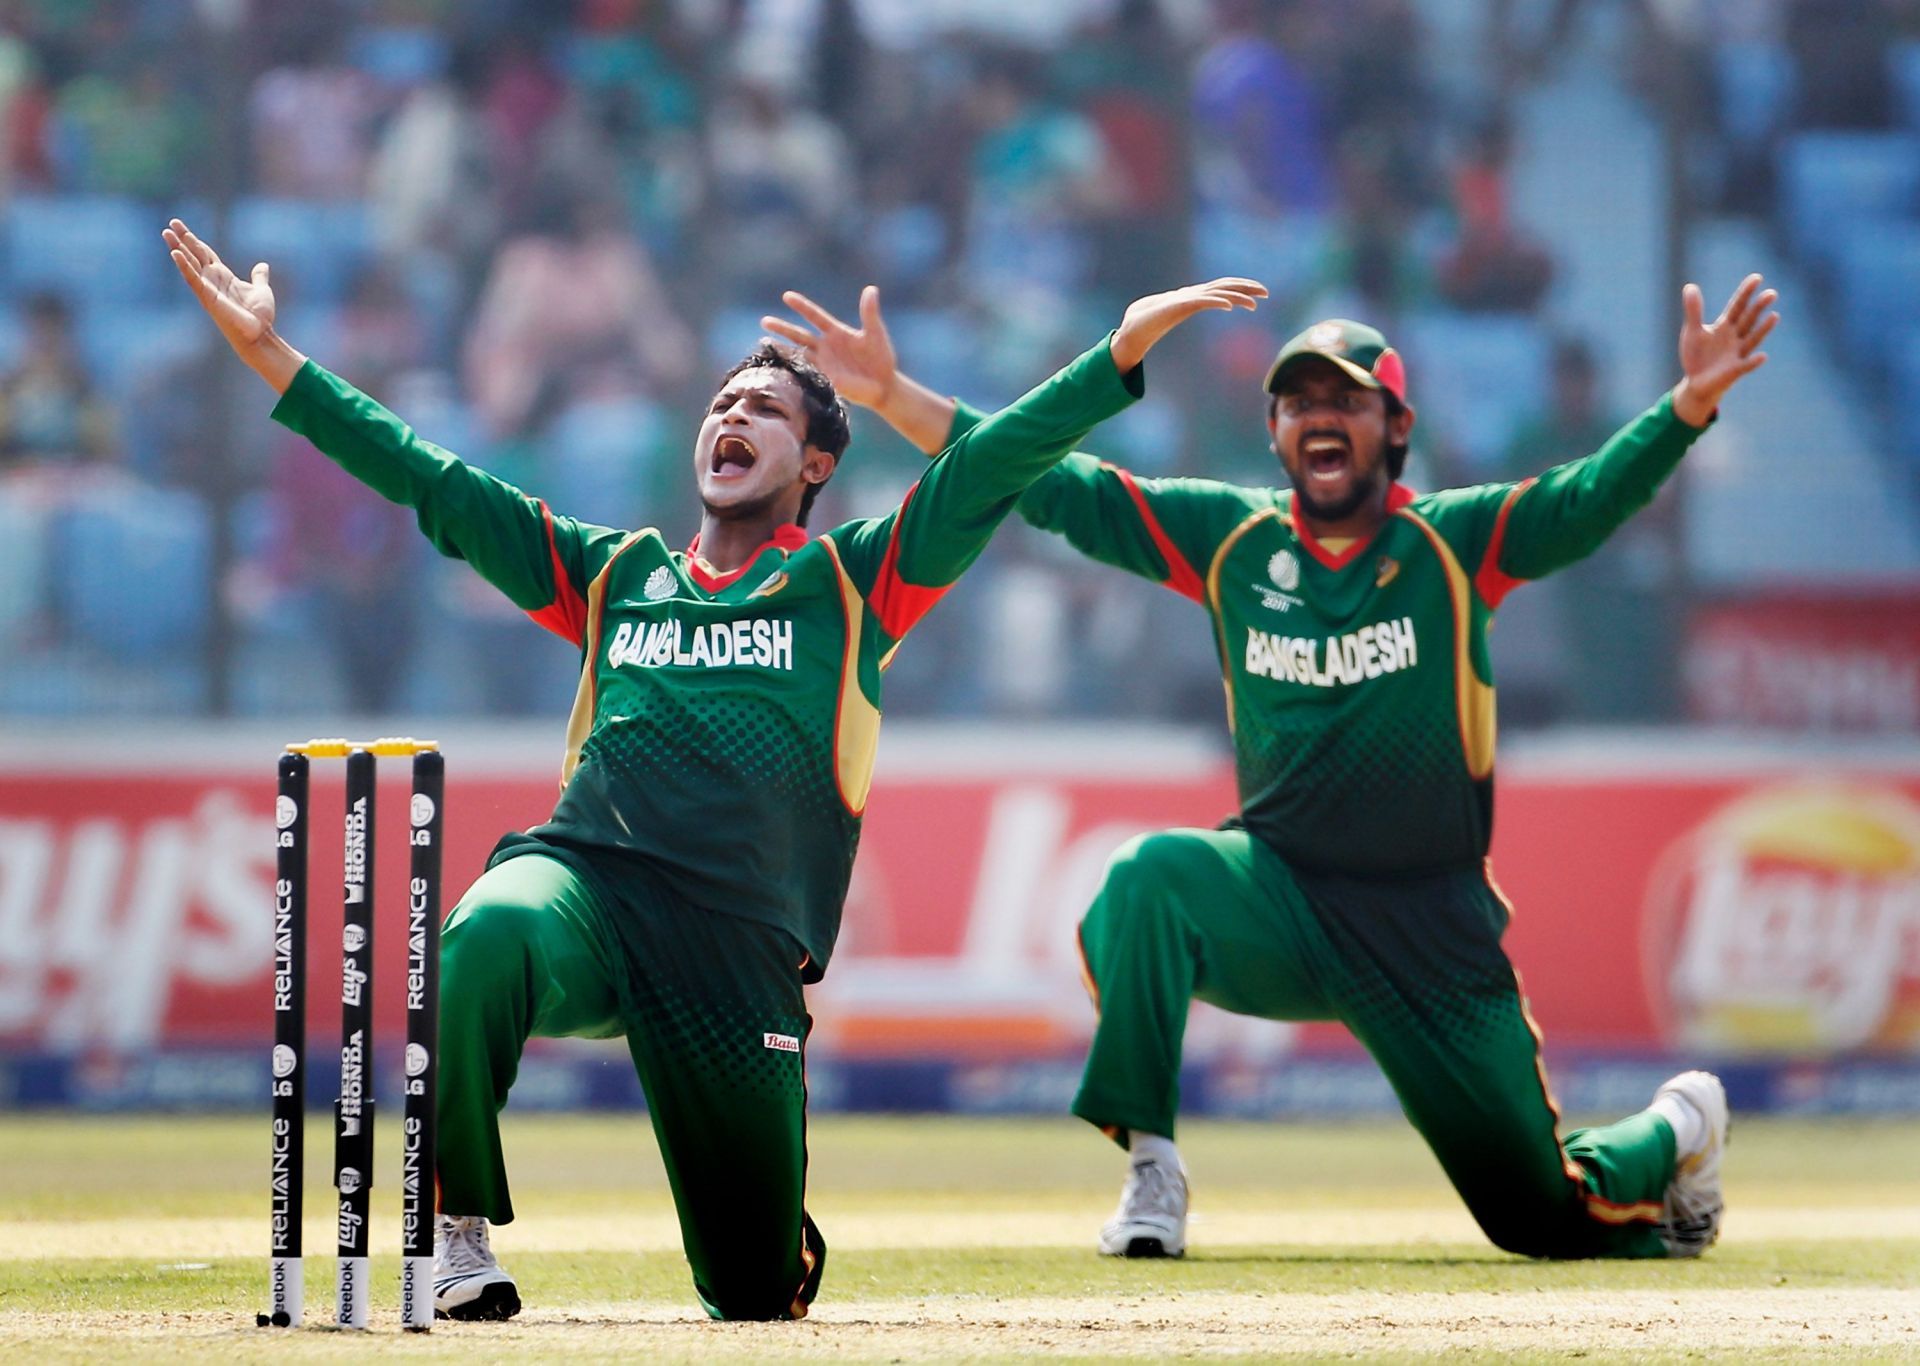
[436,853,624,1224]
[619,901,823,1320]
[1318,871,1673,1259]
[1074,827,1333,1144]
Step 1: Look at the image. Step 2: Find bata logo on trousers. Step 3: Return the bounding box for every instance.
[763,1032,800,1053]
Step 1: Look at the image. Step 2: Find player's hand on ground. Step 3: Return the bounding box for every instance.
[1111,278,1267,373]
[163,217,305,393]
[1672,273,1779,427]
[763,286,898,409]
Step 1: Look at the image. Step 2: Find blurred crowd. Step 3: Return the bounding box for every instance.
[0,0,1909,723]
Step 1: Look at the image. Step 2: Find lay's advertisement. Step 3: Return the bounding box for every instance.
[0,736,1915,1110]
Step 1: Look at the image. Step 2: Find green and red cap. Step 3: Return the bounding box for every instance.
[1263,319,1408,404]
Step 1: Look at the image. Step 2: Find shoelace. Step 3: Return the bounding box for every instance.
[438,1218,494,1275]
[1122,1160,1181,1220]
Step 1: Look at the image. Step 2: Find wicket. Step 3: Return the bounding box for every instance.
[260,738,444,1332]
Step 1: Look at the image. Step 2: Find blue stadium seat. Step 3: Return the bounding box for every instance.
[1892,42,1920,132]
[0,486,46,651]
[1893,332,1920,464]
[1777,132,1920,271]
[78,305,204,398]
[1397,312,1548,476]
[6,195,159,308]
[1715,41,1796,150]
[541,395,669,528]
[1833,222,1920,374]
[52,483,211,656]
[228,198,374,306]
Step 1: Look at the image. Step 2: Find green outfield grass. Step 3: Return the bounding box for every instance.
[2,1112,1917,1361]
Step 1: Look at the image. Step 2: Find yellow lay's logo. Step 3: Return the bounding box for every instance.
[1645,784,1920,1054]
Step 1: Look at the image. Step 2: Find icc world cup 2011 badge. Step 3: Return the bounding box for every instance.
[1268,549,1300,592]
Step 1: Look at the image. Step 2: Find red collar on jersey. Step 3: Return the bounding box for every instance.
[1290,482,1416,570]
[683,524,809,591]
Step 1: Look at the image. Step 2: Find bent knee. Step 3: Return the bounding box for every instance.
[441,898,547,977]
[1099,830,1216,897]
[698,1277,806,1322]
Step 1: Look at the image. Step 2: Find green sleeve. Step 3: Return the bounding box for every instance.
[1013,452,1260,604]
[270,361,630,645]
[1426,393,1705,608]
[827,335,1142,645]
[946,399,1259,603]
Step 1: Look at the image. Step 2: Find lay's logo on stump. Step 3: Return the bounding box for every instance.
[1644,784,1920,1055]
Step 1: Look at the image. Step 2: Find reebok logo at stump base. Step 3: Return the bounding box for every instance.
[763,1032,800,1053]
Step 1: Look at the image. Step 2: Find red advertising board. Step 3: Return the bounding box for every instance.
[1686,593,1920,732]
[1,736,1916,1061]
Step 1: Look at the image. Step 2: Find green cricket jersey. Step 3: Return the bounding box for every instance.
[962,394,1705,877]
[272,339,1141,976]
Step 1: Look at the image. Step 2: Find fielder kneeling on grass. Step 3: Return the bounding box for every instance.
[770,273,1778,1263]
[165,216,1264,1320]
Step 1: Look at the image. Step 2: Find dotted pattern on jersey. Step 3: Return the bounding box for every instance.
[1235,687,1486,876]
[630,970,809,1102]
[583,686,842,829]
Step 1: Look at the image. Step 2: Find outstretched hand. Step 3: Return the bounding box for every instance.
[162,217,304,393]
[1673,274,1779,427]
[1110,278,1267,373]
[762,286,898,409]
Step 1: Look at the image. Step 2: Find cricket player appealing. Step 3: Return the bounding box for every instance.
[167,218,1264,1318]
[767,273,1778,1262]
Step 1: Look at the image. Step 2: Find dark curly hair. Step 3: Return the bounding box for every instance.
[718,343,852,525]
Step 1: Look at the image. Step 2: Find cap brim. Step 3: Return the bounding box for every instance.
[1263,351,1384,394]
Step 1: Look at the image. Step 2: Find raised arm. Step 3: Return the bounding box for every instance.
[817,279,1265,641]
[164,217,626,644]
[1463,274,1780,602]
[769,283,1265,604]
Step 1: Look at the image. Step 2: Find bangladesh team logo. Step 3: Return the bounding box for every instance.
[644,565,676,601]
[1268,550,1300,592]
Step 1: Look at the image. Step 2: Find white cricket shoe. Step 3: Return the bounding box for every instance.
[433,1214,521,1320]
[1098,1155,1188,1258]
[1654,1071,1729,1258]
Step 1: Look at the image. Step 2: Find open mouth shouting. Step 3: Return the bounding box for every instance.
[1300,432,1352,486]
[710,433,759,481]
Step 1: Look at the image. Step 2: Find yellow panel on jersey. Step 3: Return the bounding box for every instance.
[819,535,881,817]
[1397,508,1497,781]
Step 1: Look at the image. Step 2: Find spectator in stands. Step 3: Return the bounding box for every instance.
[703,56,855,305]
[463,184,695,439]
[54,56,202,198]
[1435,112,1553,312]
[1787,0,1893,129]
[963,48,1118,294]
[1501,337,1678,721]
[1191,0,1334,215]
[0,293,111,470]
[249,34,376,200]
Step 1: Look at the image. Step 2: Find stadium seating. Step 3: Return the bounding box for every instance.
[5,195,159,309]
[228,198,374,307]
[1397,312,1548,475]
[51,482,211,657]
[0,485,46,652]
[1777,132,1920,272]
[1833,222,1920,377]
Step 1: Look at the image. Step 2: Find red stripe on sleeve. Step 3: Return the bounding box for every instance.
[1474,481,1533,610]
[525,501,588,645]
[1113,465,1205,602]
[868,482,951,639]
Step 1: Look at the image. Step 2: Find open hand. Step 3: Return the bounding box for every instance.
[1111,278,1267,373]
[1673,274,1779,427]
[762,286,898,409]
[163,217,306,392]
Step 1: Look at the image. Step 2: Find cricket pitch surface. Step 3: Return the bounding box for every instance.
[4,1113,1916,1362]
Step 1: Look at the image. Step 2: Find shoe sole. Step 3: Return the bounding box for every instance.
[435,1281,521,1322]
[1099,1235,1185,1259]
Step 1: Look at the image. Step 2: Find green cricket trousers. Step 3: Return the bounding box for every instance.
[1075,827,1675,1259]
[435,849,826,1319]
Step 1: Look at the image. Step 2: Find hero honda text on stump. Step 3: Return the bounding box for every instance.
[259,738,444,1332]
